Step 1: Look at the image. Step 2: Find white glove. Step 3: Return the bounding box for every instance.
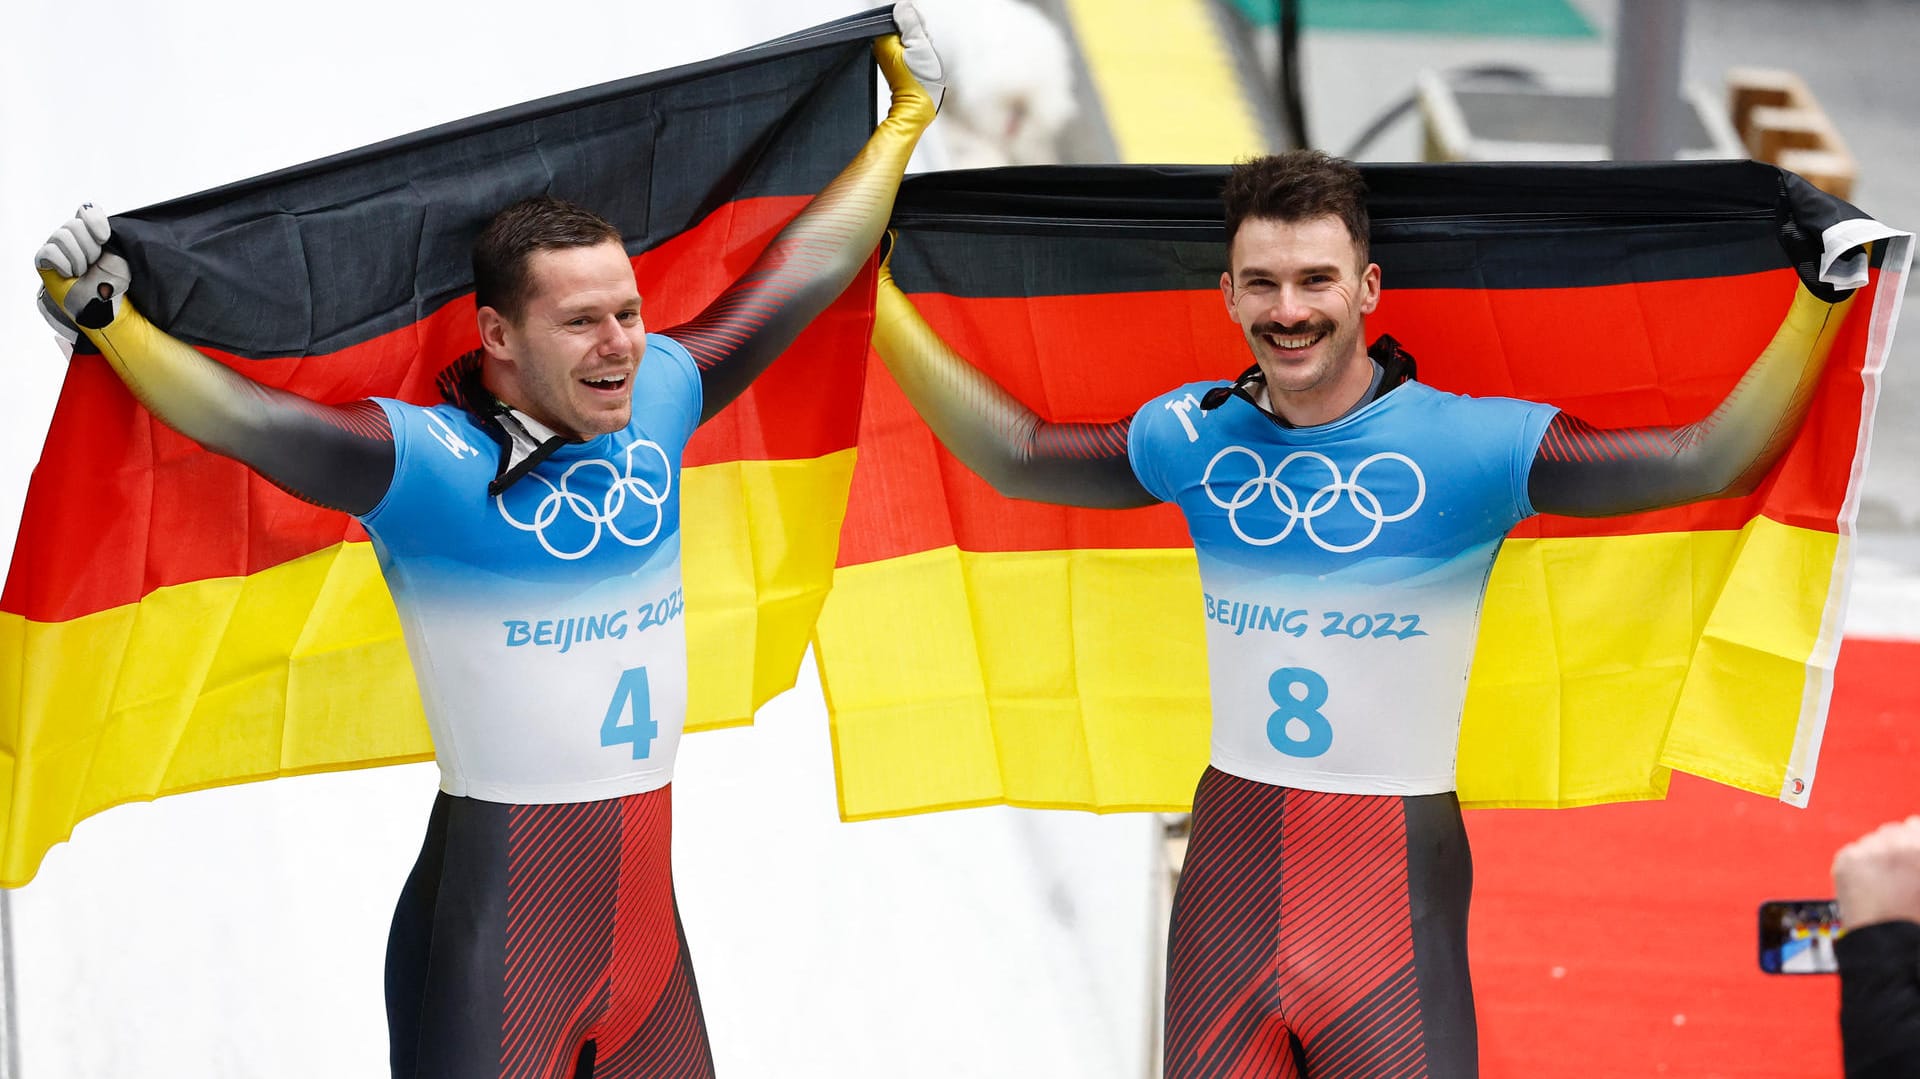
[36,204,111,278]
[893,0,946,106]
[35,205,130,334]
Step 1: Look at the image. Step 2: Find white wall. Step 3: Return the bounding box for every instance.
[0,4,1160,1076]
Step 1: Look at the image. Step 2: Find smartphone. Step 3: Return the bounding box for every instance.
[1758,899,1844,974]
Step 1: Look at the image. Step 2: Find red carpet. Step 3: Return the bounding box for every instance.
[1469,637,1918,1077]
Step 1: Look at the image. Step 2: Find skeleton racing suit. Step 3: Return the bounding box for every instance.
[870,254,1852,1078]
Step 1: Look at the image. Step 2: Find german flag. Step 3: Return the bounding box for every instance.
[0,11,897,886]
[815,161,1910,820]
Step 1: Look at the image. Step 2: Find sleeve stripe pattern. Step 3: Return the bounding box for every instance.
[1536,413,1683,463]
[1031,418,1133,461]
[314,399,396,442]
[671,180,879,371]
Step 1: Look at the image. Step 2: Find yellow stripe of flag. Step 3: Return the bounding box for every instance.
[0,452,856,886]
[818,517,1839,819]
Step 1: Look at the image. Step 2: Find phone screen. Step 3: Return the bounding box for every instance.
[1758,899,1844,974]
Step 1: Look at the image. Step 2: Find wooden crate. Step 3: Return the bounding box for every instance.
[1726,66,1856,199]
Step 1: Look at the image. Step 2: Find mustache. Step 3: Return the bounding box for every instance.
[1252,319,1334,338]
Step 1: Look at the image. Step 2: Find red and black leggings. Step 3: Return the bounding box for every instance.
[1165,768,1476,1078]
[385,786,713,1079]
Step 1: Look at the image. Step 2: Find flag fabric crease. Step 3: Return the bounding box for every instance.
[814,161,1909,821]
[0,9,896,886]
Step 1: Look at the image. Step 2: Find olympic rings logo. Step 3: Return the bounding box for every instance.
[495,439,672,561]
[1200,446,1425,553]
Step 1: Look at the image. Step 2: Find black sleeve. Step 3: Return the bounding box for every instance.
[669,32,936,425]
[213,389,398,517]
[1528,284,1848,517]
[1837,920,1920,1079]
[68,294,397,516]
[870,266,1153,510]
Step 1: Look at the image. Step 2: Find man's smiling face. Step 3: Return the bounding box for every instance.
[1220,214,1380,417]
[479,239,646,440]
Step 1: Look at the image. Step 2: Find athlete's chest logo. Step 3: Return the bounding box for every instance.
[1200,446,1425,553]
[494,439,673,561]
[426,412,482,460]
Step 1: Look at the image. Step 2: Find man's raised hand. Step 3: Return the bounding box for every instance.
[35,205,132,336]
[892,1,946,107]
[36,205,111,279]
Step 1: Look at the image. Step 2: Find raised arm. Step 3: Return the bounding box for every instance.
[1527,282,1853,517]
[872,251,1153,509]
[35,208,395,516]
[670,17,939,424]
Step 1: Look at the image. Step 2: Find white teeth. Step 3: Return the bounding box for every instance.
[1265,332,1323,350]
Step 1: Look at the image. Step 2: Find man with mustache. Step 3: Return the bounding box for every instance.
[31,10,941,1077]
[869,148,1855,1078]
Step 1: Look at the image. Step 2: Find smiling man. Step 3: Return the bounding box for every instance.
[32,13,940,1077]
[474,210,652,439]
[869,148,1856,1078]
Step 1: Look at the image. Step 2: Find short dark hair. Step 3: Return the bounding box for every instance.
[472,196,623,320]
[1221,150,1370,265]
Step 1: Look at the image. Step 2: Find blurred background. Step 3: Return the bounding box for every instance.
[0,0,1913,1075]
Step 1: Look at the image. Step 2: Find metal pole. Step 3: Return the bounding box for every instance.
[1275,0,1310,151]
[1609,0,1689,161]
[0,890,20,1079]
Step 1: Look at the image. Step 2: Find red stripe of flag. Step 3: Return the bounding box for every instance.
[836,267,1869,568]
